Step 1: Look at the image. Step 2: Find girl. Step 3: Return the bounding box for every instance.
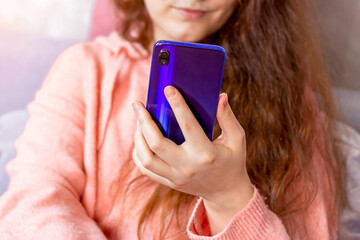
[0,0,342,239]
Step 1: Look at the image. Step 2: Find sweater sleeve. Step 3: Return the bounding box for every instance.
[187,140,337,239]
[0,45,106,239]
[186,187,290,240]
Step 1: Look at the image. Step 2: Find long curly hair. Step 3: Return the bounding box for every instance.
[107,0,344,239]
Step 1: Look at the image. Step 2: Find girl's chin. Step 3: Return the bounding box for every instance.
[155,24,209,42]
[167,32,206,43]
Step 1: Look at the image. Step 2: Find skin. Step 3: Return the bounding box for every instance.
[143,0,237,44]
[132,0,254,235]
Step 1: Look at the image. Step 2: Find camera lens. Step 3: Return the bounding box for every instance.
[160,49,169,58]
[159,59,168,66]
[158,49,170,66]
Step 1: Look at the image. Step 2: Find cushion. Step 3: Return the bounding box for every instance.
[89,0,117,40]
[0,30,77,116]
[334,121,360,238]
[333,88,360,133]
[316,0,360,91]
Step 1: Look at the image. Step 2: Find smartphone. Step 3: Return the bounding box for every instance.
[146,40,226,145]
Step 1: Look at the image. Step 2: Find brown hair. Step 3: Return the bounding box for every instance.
[109,0,343,239]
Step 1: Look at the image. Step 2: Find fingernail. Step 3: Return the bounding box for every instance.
[222,93,228,108]
[165,86,176,98]
[132,102,140,113]
[136,120,139,129]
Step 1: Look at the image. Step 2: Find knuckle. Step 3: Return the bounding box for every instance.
[142,156,153,170]
[149,137,163,152]
[184,121,194,132]
[169,94,185,109]
[183,169,196,179]
[225,108,233,119]
[171,98,182,109]
[200,151,216,165]
[222,107,233,121]
[172,178,186,187]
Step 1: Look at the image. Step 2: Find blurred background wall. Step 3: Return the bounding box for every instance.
[0,0,100,116]
[0,0,96,40]
[316,0,360,90]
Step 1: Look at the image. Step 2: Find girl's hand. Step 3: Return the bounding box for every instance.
[132,86,253,221]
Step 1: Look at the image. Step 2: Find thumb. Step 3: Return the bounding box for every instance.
[216,93,245,142]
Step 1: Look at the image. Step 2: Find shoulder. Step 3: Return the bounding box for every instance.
[42,32,150,107]
[54,31,148,66]
[52,32,149,79]
[47,31,145,82]
[69,31,148,60]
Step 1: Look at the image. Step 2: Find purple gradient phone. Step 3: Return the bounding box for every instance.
[146,40,226,145]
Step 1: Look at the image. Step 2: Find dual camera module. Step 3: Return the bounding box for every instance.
[158,49,170,66]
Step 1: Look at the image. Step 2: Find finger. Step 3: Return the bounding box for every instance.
[164,86,209,145]
[132,101,181,165]
[132,148,173,187]
[216,93,245,144]
[134,127,175,179]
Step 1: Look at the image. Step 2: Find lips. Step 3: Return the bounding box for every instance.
[174,8,207,20]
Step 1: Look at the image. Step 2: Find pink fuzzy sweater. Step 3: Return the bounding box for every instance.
[0,32,336,239]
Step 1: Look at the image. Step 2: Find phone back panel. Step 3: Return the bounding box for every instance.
[146,40,226,145]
